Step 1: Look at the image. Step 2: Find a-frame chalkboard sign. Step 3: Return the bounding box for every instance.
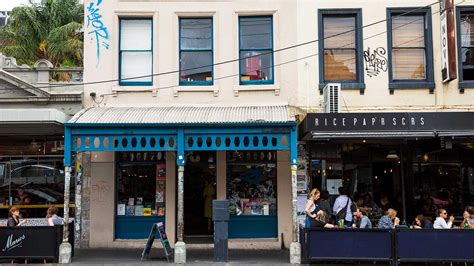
[141,222,173,262]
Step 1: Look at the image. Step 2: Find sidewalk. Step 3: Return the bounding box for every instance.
[71,248,290,265]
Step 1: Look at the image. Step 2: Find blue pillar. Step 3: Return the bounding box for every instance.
[175,128,186,263]
[289,125,301,264]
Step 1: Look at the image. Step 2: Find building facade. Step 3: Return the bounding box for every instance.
[0,53,82,218]
[74,0,474,263]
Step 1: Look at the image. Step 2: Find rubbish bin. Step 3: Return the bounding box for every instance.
[212,200,229,262]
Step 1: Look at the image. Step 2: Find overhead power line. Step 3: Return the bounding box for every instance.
[36,1,444,91]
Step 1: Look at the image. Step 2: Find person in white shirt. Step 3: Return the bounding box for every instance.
[433,208,454,229]
[332,187,353,227]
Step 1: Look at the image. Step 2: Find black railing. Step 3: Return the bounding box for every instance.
[302,227,474,265]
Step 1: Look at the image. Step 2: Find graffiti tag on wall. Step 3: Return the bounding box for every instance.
[364,47,387,77]
[86,0,110,65]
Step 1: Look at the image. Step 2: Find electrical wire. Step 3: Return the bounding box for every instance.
[94,0,459,97]
[33,0,444,90]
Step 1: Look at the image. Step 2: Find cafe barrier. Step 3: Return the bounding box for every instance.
[302,228,394,263]
[397,229,474,263]
[303,228,474,264]
[0,223,74,262]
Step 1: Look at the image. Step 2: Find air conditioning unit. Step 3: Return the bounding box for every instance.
[323,83,341,113]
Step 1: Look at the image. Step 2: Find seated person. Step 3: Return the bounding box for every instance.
[462,206,474,229]
[353,207,372,229]
[16,188,31,205]
[413,214,433,229]
[377,208,400,229]
[310,210,336,228]
[433,208,454,229]
[46,206,63,226]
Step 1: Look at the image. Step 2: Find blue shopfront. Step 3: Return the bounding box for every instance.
[61,106,300,261]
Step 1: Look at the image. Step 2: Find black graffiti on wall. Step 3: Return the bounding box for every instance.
[364,47,388,77]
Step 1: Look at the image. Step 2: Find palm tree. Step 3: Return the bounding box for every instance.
[0,0,83,67]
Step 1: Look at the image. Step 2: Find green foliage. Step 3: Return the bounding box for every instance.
[0,0,84,67]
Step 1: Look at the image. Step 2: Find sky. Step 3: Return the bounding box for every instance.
[0,0,33,11]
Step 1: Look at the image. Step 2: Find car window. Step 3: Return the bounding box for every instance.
[11,166,56,178]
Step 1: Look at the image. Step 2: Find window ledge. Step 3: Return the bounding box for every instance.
[388,82,435,94]
[233,84,280,97]
[319,83,365,94]
[174,85,219,97]
[112,85,157,97]
[458,81,474,93]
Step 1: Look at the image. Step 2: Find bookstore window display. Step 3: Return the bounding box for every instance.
[116,152,166,218]
[226,151,277,216]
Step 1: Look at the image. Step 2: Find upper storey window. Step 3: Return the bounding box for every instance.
[318,9,364,92]
[458,7,474,90]
[119,18,153,86]
[387,8,434,91]
[179,18,213,85]
[239,16,274,85]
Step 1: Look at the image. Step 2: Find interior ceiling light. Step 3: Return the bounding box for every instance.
[386,150,400,160]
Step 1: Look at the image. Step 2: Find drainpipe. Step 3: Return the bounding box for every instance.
[175,128,186,264]
[289,126,301,264]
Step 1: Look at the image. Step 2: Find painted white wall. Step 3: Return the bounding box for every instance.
[84,0,474,112]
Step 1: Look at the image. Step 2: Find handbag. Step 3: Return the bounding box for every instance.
[336,197,350,220]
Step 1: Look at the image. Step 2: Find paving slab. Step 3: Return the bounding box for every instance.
[71,248,290,265]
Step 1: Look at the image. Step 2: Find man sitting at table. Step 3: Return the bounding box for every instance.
[433,208,454,229]
[353,207,372,229]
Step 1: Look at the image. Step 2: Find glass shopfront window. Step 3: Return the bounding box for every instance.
[116,152,166,217]
[226,151,277,216]
[0,137,70,218]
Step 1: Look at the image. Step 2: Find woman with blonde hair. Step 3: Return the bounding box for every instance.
[305,188,320,228]
[377,208,400,229]
[311,210,336,228]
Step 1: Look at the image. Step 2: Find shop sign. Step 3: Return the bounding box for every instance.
[303,112,474,133]
[440,0,457,82]
[0,227,58,259]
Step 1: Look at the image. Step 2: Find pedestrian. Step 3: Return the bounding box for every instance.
[413,214,433,229]
[305,188,320,228]
[46,206,63,226]
[310,210,336,228]
[352,207,372,229]
[317,190,332,223]
[333,187,354,227]
[433,208,454,229]
[377,208,400,229]
[7,206,26,227]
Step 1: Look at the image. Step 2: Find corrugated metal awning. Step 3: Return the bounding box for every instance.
[68,105,297,124]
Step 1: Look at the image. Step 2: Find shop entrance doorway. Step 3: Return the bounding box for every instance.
[183,151,216,238]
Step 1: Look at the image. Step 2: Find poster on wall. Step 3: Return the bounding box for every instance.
[156,163,166,216]
[297,142,309,193]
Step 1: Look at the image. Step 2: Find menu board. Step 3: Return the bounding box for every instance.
[141,222,173,262]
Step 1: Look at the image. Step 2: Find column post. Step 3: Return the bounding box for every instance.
[60,126,72,263]
[175,128,186,264]
[289,126,301,264]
